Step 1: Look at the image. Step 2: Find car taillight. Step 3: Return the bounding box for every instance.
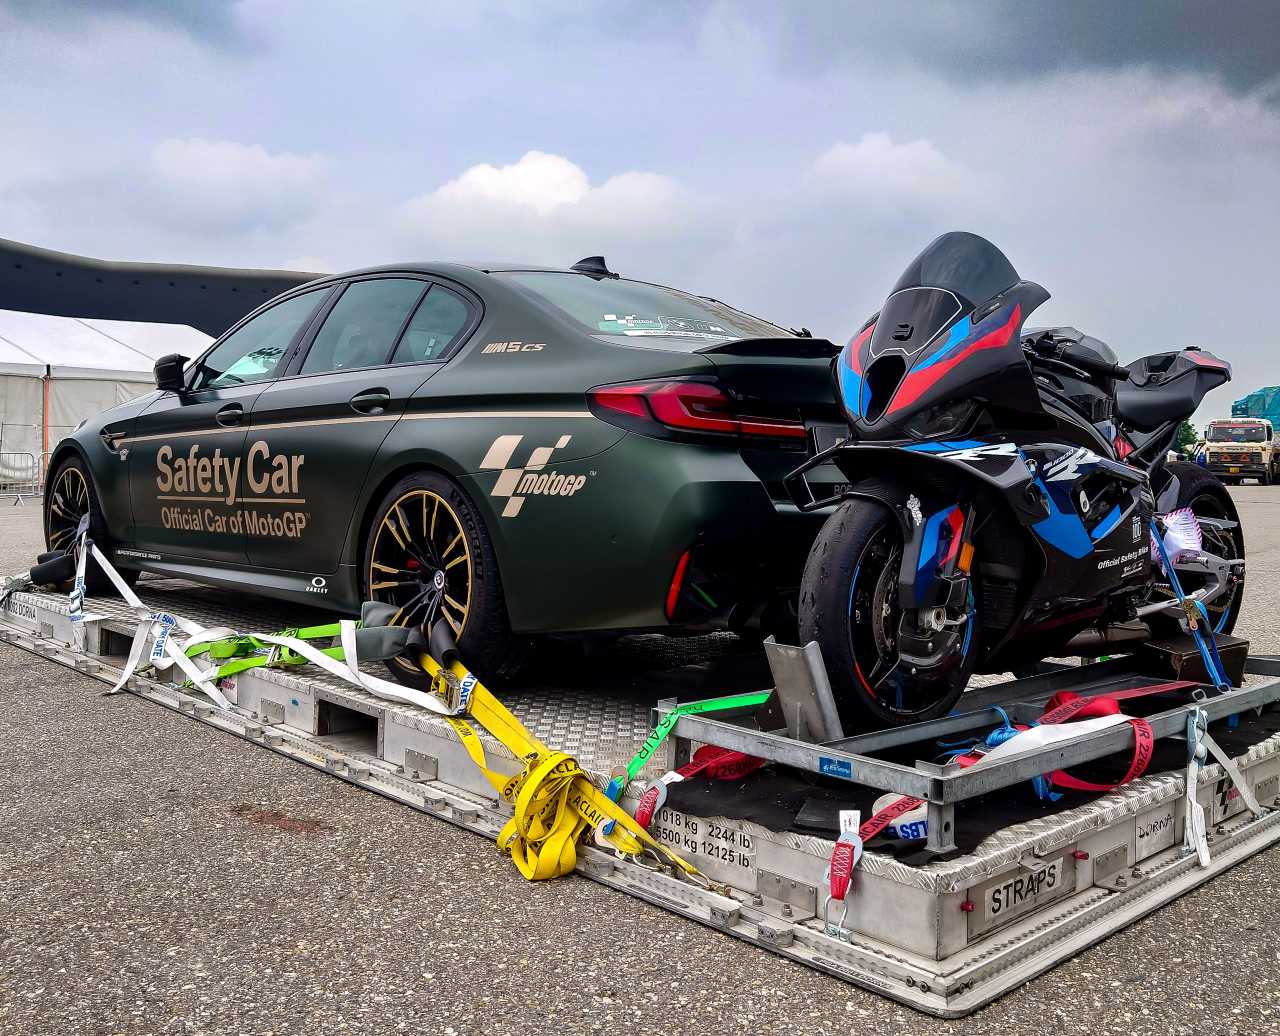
[588,379,806,441]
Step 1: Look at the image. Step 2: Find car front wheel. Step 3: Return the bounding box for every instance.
[42,454,139,594]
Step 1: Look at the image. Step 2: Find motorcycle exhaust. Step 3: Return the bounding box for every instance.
[1063,621,1150,654]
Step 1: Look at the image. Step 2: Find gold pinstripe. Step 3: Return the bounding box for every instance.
[117,410,593,445]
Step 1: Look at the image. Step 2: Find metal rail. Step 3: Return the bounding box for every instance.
[658,660,1280,853]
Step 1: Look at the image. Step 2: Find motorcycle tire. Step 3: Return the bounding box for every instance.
[799,497,976,730]
[1150,462,1245,638]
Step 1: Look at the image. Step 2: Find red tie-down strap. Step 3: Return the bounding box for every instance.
[1039,681,1195,723]
[634,745,764,829]
[1048,716,1154,792]
[827,831,861,901]
[857,682,1195,839]
[856,749,989,842]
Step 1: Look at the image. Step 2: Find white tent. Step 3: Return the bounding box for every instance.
[0,309,211,484]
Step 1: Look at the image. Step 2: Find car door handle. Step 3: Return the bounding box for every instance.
[350,389,391,416]
[215,403,244,426]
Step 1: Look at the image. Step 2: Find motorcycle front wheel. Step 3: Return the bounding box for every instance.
[799,498,976,730]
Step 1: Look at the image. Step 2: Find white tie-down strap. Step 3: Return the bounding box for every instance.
[69,532,90,651]
[970,713,1131,766]
[87,542,233,709]
[79,537,451,717]
[250,622,453,716]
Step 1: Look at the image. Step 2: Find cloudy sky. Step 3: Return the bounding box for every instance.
[2,0,1278,421]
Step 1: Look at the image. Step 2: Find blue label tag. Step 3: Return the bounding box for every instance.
[457,673,477,712]
[819,757,853,779]
[149,613,177,661]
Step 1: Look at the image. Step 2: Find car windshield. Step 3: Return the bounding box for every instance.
[497,271,786,345]
[1209,424,1267,442]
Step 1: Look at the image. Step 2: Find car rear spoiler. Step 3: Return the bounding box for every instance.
[694,336,840,359]
[0,236,321,338]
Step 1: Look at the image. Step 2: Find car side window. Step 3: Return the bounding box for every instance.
[301,278,427,375]
[391,285,471,364]
[193,289,327,391]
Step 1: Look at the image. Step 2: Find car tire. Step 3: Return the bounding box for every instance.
[362,470,526,689]
[42,454,140,595]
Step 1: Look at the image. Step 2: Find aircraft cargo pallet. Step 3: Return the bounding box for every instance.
[5,577,1280,1017]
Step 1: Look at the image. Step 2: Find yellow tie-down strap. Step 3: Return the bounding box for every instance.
[421,654,704,883]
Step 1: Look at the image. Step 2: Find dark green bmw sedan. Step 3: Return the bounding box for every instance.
[9,239,843,685]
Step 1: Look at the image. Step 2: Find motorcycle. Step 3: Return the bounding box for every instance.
[786,232,1245,728]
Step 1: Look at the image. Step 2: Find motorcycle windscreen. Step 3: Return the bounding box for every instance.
[866,232,1021,374]
[886,231,1021,306]
[841,232,1044,431]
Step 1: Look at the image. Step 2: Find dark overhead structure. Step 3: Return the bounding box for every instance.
[0,237,319,338]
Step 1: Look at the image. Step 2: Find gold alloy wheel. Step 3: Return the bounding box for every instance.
[47,465,91,552]
[367,489,472,671]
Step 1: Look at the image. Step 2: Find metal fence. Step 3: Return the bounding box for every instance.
[0,452,40,504]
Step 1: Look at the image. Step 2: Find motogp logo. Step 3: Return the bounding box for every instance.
[479,434,591,518]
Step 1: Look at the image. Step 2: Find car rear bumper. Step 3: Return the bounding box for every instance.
[462,433,828,634]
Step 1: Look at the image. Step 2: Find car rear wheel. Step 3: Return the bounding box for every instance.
[363,470,525,688]
[42,455,139,595]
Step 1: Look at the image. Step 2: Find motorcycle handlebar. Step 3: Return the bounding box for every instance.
[1026,340,1130,383]
[1060,344,1130,382]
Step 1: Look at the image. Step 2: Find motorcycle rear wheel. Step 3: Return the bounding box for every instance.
[799,498,976,730]
[1149,462,1245,638]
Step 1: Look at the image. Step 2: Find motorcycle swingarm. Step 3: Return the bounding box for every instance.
[1136,549,1244,626]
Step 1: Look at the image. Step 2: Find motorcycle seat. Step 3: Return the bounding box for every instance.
[1115,348,1231,432]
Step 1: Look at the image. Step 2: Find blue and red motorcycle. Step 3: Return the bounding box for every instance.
[787,232,1244,728]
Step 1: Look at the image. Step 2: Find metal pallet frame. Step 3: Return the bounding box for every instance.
[659,655,1280,854]
[5,586,1280,1017]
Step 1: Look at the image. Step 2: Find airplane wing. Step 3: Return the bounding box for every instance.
[0,237,321,339]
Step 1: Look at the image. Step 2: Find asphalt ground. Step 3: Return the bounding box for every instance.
[2,489,1280,1035]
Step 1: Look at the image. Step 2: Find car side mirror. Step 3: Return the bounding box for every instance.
[154,353,189,394]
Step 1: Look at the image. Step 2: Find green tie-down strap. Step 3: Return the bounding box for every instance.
[184,601,414,684]
[186,622,348,681]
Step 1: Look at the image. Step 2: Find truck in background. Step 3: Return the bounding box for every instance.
[1202,417,1277,484]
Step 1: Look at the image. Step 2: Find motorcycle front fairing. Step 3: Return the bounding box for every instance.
[787,434,1154,670]
[837,234,1049,442]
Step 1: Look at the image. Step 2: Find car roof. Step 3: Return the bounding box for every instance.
[324,261,586,279]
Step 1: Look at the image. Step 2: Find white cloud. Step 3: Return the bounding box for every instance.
[145,137,329,234]
[396,150,700,262]
[427,150,591,216]
[807,132,976,210]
